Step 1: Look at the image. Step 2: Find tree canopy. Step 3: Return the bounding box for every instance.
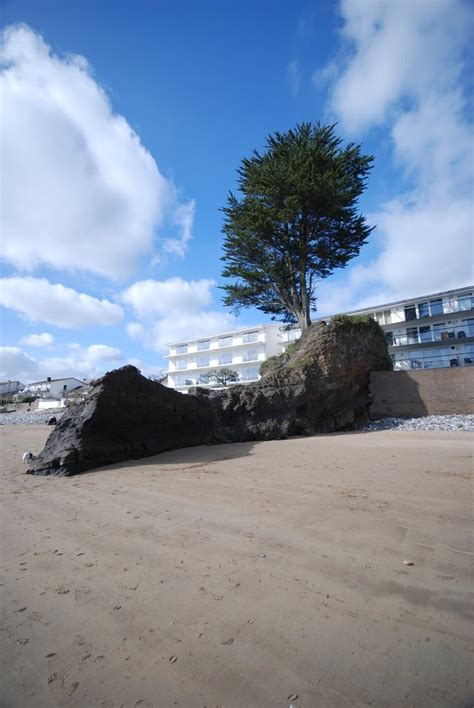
[204,368,239,387]
[221,122,374,330]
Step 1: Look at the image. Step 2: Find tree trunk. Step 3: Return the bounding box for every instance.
[299,285,312,331]
[296,305,311,332]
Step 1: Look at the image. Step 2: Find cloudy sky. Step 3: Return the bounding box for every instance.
[1,0,472,382]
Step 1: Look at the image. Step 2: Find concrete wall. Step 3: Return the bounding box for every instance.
[369,368,474,418]
[37,399,65,410]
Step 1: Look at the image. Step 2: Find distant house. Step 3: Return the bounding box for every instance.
[23,377,86,399]
[0,380,25,396]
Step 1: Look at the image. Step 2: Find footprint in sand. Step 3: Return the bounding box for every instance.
[68,682,79,697]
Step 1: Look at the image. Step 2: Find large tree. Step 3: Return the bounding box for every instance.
[221,123,374,331]
[204,368,239,387]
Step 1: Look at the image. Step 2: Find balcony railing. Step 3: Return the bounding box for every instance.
[402,295,473,322]
[393,352,473,370]
[388,324,474,347]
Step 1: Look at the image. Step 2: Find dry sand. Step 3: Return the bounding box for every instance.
[0,425,472,708]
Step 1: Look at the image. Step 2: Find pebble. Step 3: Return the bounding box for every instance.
[169,655,177,663]
[3,410,471,433]
[0,409,65,426]
[403,560,415,566]
[360,414,474,432]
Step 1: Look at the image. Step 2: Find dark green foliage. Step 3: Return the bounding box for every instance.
[331,314,380,330]
[221,123,374,330]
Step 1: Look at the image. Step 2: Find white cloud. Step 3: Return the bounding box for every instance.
[0,346,39,381]
[0,24,194,279]
[329,0,470,135]
[126,322,147,341]
[37,344,123,379]
[162,200,196,258]
[123,277,238,352]
[20,332,55,347]
[0,342,124,382]
[0,276,124,328]
[287,59,301,97]
[315,0,473,310]
[86,344,122,361]
[122,277,215,318]
[311,59,338,89]
[129,311,237,353]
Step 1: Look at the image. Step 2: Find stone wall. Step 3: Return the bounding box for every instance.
[369,368,474,418]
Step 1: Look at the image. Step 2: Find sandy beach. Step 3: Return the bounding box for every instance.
[1,425,472,707]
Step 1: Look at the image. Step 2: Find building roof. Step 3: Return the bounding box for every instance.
[26,377,86,386]
[333,285,473,318]
[166,285,473,348]
[167,323,269,347]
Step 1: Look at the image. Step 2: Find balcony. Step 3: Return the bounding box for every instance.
[388,324,474,347]
[393,352,473,370]
[402,295,473,322]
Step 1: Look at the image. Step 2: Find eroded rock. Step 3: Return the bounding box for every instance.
[27,317,392,476]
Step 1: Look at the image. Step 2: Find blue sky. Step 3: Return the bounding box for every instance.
[1,0,473,382]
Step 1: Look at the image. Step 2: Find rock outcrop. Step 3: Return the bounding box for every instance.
[27,368,219,476]
[27,316,392,476]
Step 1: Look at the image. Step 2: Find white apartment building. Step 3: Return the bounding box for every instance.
[279,286,474,371]
[166,286,473,390]
[166,324,282,390]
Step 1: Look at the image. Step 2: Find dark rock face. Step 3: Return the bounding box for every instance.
[203,317,393,440]
[28,367,218,476]
[28,317,392,476]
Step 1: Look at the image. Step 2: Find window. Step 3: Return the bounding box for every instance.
[429,298,443,316]
[242,331,258,343]
[404,305,417,321]
[197,340,210,351]
[463,318,474,337]
[457,294,473,311]
[218,352,232,365]
[433,323,445,340]
[407,327,418,344]
[218,336,232,348]
[243,349,257,362]
[176,359,187,369]
[176,344,187,354]
[383,310,392,324]
[419,326,432,343]
[418,302,429,318]
[385,331,393,346]
[375,311,384,325]
[197,356,209,367]
[241,367,259,381]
